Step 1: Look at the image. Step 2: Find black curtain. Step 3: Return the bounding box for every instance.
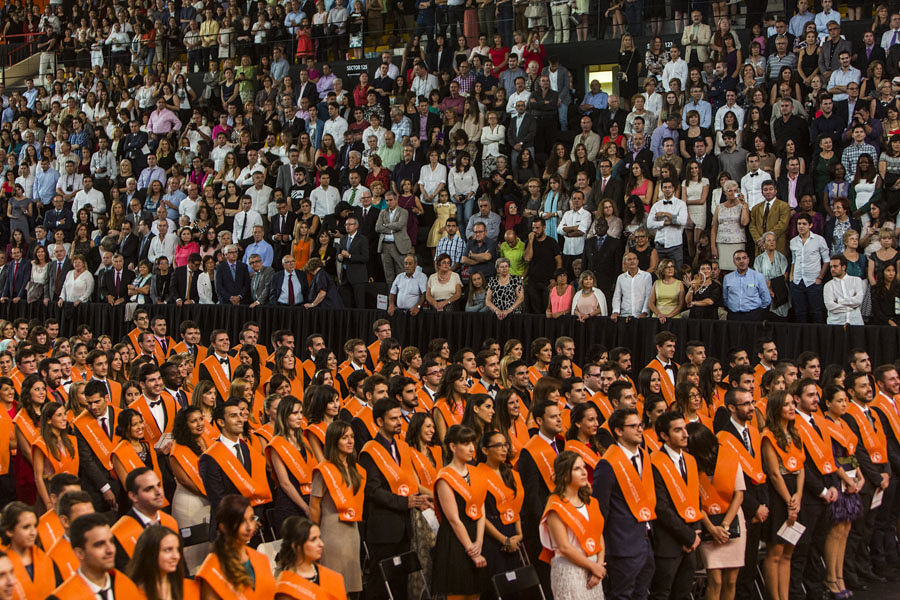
[4,302,900,369]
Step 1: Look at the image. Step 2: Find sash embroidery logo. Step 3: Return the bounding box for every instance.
[639,507,652,521]
[398,483,410,496]
[344,508,356,520]
[823,463,834,473]
[873,452,883,462]
[685,506,698,520]
[504,509,515,522]
[585,538,596,553]
[708,503,722,515]
[786,456,798,470]
[467,504,479,518]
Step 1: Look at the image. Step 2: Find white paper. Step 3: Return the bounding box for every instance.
[376,294,388,310]
[776,521,806,545]
[842,469,858,493]
[872,489,884,509]
[421,507,439,535]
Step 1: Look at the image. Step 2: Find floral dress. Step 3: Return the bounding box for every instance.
[487,275,523,312]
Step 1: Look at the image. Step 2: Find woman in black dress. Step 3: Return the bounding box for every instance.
[477,430,524,579]
[618,34,642,102]
[685,261,722,319]
[268,395,315,525]
[433,425,488,599]
[870,263,900,325]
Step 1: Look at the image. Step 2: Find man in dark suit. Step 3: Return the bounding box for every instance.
[715,388,770,600]
[776,157,816,209]
[594,408,656,600]
[355,191,381,279]
[599,93,628,136]
[269,198,296,261]
[44,243,73,307]
[0,247,30,304]
[410,97,442,141]
[73,380,121,512]
[623,132,655,176]
[507,99,537,165]
[693,139,720,183]
[338,215,369,308]
[593,158,625,212]
[116,220,140,269]
[214,244,252,304]
[101,253,134,305]
[529,75,560,162]
[856,30,887,76]
[136,217,155,263]
[582,218,624,300]
[649,411,702,600]
[276,148,303,197]
[872,366,900,579]
[43,194,74,241]
[169,253,202,305]
[269,255,308,305]
[111,467,176,570]
[199,400,272,538]
[518,400,564,596]
[358,398,432,600]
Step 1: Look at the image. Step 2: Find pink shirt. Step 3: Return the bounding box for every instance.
[174,241,200,267]
[549,285,573,314]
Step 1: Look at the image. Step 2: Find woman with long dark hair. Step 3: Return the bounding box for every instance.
[33,401,79,507]
[304,385,341,463]
[267,396,316,523]
[699,358,727,416]
[13,373,45,505]
[461,393,496,445]
[564,402,604,473]
[310,421,365,596]
[196,495,276,598]
[275,516,348,598]
[169,407,209,537]
[641,394,667,451]
[476,430,524,581]
[0,501,60,597]
[128,524,193,600]
[433,363,469,442]
[494,388,528,459]
[111,408,165,499]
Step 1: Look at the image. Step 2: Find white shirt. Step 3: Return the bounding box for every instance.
[277,269,303,304]
[148,232,176,264]
[210,143,234,172]
[556,208,592,255]
[824,273,866,325]
[218,434,244,461]
[789,233,829,285]
[78,568,113,600]
[342,185,370,206]
[618,442,643,474]
[235,162,265,187]
[714,103,745,131]
[179,197,199,221]
[362,125,387,148]
[612,269,652,317]
[661,58,688,91]
[323,116,349,148]
[390,267,428,309]
[647,196,688,248]
[506,90,531,116]
[61,270,94,302]
[72,187,106,219]
[144,394,166,432]
[310,185,340,218]
[247,184,273,216]
[740,170,766,209]
[410,73,438,98]
[417,163,448,198]
[232,210,264,242]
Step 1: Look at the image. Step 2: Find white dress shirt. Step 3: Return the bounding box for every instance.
[556,208,592,256]
[232,210,264,242]
[310,185,341,218]
[789,233,829,285]
[612,269,653,317]
[148,232,176,264]
[61,270,94,302]
[824,273,866,325]
[740,170,766,209]
[647,196,688,248]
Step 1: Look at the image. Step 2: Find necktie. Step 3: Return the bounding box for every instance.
[742,428,754,456]
[549,440,558,455]
[160,338,167,355]
[602,178,608,192]
[350,188,356,204]
[631,454,641,475]
[288,273,295,304]
[892,30,898,46]
[282,215,288,233]
[230,262,236,279]
[865,409,875,426]
[115,271,121,294]
[363,207,368,219]
[98,587,111,600]
[186,270,192,301]
[390,441,399,463]
[762,202,771,231]
[678,455,687,481]
[100,416,109,438]
[12,262,18,290]
[240,212,247,240]
[177,390,187,407]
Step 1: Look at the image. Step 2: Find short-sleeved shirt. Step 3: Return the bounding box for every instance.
[527,236,560,285]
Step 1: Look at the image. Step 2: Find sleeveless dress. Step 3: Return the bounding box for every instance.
[714,203,746,271]
[432,476,489,595]
[428,202,456,247]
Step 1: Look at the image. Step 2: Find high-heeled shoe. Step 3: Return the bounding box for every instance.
[836,577,854,598]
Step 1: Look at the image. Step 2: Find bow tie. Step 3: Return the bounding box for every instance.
[664,363,676,371]
[219,357,229,364]
[61,380,72,386]
[149,399,162,408]
[749,172,758,177]
[663,200,672,205]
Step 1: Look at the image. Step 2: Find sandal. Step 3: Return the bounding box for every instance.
[836,578,854,598]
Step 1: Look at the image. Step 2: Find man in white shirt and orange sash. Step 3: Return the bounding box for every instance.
[646,332,679,406]
[110,467,177,570]
[129,363,178,449]
[649,410,702,600]
[47,490,95,580]
[594,408,657,600]
[197,329,240,405]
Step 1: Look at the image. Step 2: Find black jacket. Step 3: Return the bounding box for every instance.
[358,434,413,544]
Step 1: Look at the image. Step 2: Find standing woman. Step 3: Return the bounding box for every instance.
[0,501,60,598]
[196,494,277,599]
[310,421,365,597]
[539,450,606,599]
[682,160,710,258]
[564,402,604,472]
[13,374,43,503]
[304,385,341,463]
[477,430,524,580]
[169,407,210,535]
[267,396,316,523]
[433,363,469,442]
[432,425,488,599]
[687,423,746,600]
[128,524,194,600]
[710,180,750,271]
[32,401,79,508]
[275,516,348,599]
[761,390,805,600]
[111,408,165,494]
[405,412,439,598]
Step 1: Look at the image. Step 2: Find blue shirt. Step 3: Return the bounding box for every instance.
[22,88,38,110]
[681,100,712,129]
[161,190,186,221]
[270,58,290,82]
[722,268,771,312]
[33,167,60,205]
[277,269,303,304]
[243,239,274,267]
[650,125,680,159]
[582,90,608,112]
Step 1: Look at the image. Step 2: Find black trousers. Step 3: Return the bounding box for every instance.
[607,536,655,600]
[790,500,830,600]
[846,486,877,578]
[735,518,762,600]
[340,280,367,309]
[525,281,549,314]
[872,477,900,570]
[365,538,410,600]
[649,550,696,600]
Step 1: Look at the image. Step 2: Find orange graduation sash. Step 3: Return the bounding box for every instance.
[591,393,614,420]
[111,440,168,506]
[643,429,661,453]
[37,510,63,550]
[844,403,889,464]
[435,466,487,520]
[266,436,316,495]
[822,416,858,454]
[9,545,56,600]
[540,495,605,561]
[564,439,601,469]
[647,358,678,406]
[360,438,418,496]
[304,422,327,447]
[13,411,39,446]
[698,444,740,515]
[276,567,348,600]
[872,393,900,443]
[73,410,120,470]
[476,463,524,525]
[650,449,702,523]
[128,393,177,445]
[0,412,12,475]
[112,512,178,558]
[761,430,806,472]
[528,365,546,387]
[196,547,276,600]
[170,443,206,495]
[794,413,837,475]
[204,441,273,505]
[410,446,440,491]
[602,444,657,522]
[314,461,366,521]
[717,429,766,484]
[200,354,238,400]
[47,536,79,579]
[521,435,557,490]
[33,436,79,476]
[50,569,140,600]
[433,398,463,429]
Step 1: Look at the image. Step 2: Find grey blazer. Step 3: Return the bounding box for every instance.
[250,266,274,304]
[375,206,413,254]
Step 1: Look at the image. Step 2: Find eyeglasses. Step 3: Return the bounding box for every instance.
[485,441,510,449]
[623,422,644,429]
[733,401,754,408]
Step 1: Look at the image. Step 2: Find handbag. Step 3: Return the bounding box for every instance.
[25,281,44,304]
[524,2,542,18]
[769,275,789,309]
[700,513,741,542]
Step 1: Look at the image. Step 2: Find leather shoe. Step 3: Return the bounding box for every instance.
[843,576,867,592]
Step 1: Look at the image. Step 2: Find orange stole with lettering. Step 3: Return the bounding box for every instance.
[203,441,273,505]
[276,567,348,600]
[564,439,601,469]
[196,547,276,600]
[794,414,837,475]
[717,430,766,484]
[650,450,702,523]
[33,436,79,476]
[37,510,63,550]
[643,429,661,452]
[410,446,440,491]
[646,358,678,406]
[112,512,179,557]
[129,393,177,445]
[314,461,366,521]
[170,443,206,495]
[8,545,55,600]
[73,410,120,470]
[199,354,238,401]
[435,466,487,520]
[602,445,657,521]
[509,416,529,458]
[50,569,141,600]
[47,536,78,579]
[416,388,435,412]
[111,440,168,506]
[761,431,806,472]
[844,403,888,464]
[266,436,316,495]
[698,444,740,515]
[433,398,464,429]
[540,495,605,562]
[13,411,39,446]
[304,422,327,447]
[591,393,614,420]
[822,417,858,455]
[475,463,523,524]
[872,393,900,444]
[521,436,558,490]
[360,439,418,496]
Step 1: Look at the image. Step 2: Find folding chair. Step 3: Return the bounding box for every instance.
[257,539,283,572]
[377,550,431,600]
[492,565,547,600]
[180,523,211,575]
